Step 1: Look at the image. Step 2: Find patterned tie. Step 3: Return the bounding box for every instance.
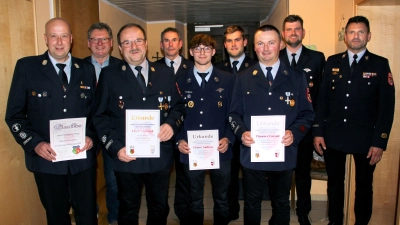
[351,54,358,74]
[291,53,297,68]
[197,72,209,90]
[56,63,69,91]
[170,61,175,74]
[135,66,146,93]
[232,61,239,76]
[266,67,273,86]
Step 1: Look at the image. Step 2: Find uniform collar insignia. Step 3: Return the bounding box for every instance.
[342,53,346,58]
[42,60,47,65]
[214,77,219,82]
[183,64,187,69]
[224,62,229,66]
[74,63,79,69]
[122,65,126,71]
[284,70,288,75]
[245,63,249,67]
[151,67,155,72]
[252,70,258,75]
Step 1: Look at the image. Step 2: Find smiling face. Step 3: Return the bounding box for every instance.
[88,28,113,60]
[190,45,215,67]
[254,29,282,66]
[160,31,182,60]
[118,26,148,66]
[44,18,72,63]
[282,21,305,48]
[224,31,247,60]
[344,22,371,54]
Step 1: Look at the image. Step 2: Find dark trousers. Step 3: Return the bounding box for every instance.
[102,149,119,223]
[227,140,241,217]
[324,147,376,225]
[173,149,191,224]
[183,160,231,225]
[295,140,314,216]
[33,167,97,225]
[115,168,170,225]
[243,167,292,225]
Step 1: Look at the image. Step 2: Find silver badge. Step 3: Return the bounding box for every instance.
[12,123,21,132]
[19,131,27,139]
[214,77,219,82]
[43,91,47,97]
[102,135,107,144]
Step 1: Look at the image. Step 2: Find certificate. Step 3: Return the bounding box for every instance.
[50,117,87,162]
[188,130,220,170]
[251,115,285,162]
[125,110,160,158]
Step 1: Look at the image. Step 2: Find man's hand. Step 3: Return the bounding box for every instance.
[177,140,190,154]
[281,130,294,146]
[81,136,93,151]
[34,141,56,161]
[241,131,254,147]
[158,124,174,142]
[117,147,137,162]
[367,146,383,165]
[313,136,326,155]
[218,138,229,153]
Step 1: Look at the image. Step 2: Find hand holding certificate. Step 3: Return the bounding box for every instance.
[125,110,160,158]
[251,115,286,162]
[50,117,87,162]
[188,130,220,170]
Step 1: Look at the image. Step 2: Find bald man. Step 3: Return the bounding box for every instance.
[5,18,98,225]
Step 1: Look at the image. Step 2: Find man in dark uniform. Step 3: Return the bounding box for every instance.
[176,34,235,225]
[84,22,122,225]
[214,25,258,221]
[92,23,185,225]
[5,18,97,225]
[313,16,395,225]
[279,15,326,225]
[229,24,314,225]
[155,27,193,223]
[156,27,193,78]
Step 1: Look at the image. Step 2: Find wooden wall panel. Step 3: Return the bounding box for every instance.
[0,0,46,224]
[58,0,99,58]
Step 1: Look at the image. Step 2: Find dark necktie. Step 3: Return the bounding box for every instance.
[291,53,297,68]
[170,61,175,74]
[351,54,358,74]
[56,63,69,90]
[135,66,146,93]
[266,67,273,86]
[232,61,239,76]
[197,72,209,90]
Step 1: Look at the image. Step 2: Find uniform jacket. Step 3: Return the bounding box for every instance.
[280,46,325,142]
[93,60,185,173]
[214,55,257,74]
[176,68,235,164]
[313,50,395,153]
[155,56,194,79]
[5,51,97,175]
[84,55,122,68]
[229,62,314,171]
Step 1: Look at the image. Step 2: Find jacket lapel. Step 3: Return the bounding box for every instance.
[252,63,269,89]
[270,63,290,90]
[121,61,144,93]
[39,52,64,90]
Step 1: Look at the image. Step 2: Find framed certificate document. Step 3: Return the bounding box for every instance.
[251,115,285,162]
[125,110,160,158]
[188,130,220,170]
[50,117,87,162]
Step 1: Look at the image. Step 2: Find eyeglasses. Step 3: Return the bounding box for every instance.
[120,39,146,48]
[89,37,110,44]
[192,46,213,53]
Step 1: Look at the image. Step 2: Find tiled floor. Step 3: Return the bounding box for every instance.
[97,171,328,225]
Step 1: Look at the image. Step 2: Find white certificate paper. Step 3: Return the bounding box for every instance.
[50,117,87,162]
[251,115,286,162]
[188,130,220,170]
[125,110,160,158]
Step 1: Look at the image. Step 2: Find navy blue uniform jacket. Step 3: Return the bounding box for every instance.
[93,60,185,173]
[176,68,235,164]
[280,46,325,142]
[5,51,97,175]
[229,62,314,171]
[214,55,257,74]
[155,56,194,79]
[313,50,395,153]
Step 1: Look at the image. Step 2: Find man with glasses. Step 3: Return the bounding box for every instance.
[93,23,185,225]
[229,25,314,225]
[176,33,234,225]
[85,22,122,225]
[5,18,97,225]
[215,25,257,221]
[279,15,326,225]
